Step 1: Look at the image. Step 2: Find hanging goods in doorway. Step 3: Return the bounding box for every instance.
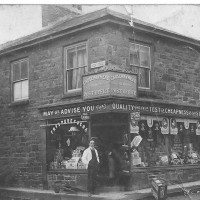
[170,118,178,135]
[197,120,200,135]
[130,112,140,134]
[131,135,142,148]
[161,118,169,134]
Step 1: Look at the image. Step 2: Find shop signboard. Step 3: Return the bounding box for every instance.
[41,101,200,119]
[91,60,106,69]
[82,71,138,100]
[81,113,90,121]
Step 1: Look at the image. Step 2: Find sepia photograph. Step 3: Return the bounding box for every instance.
[1,1,200,199]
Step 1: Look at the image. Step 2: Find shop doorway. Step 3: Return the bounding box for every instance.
[91,113,130,189]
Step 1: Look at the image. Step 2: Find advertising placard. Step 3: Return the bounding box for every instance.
[82,71,137,100]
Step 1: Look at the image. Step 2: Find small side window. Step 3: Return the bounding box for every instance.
[12,59,29,101]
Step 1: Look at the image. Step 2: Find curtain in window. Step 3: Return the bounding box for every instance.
[139,68,147,88]
[72,49,86,89]
[14,82,21,100]
[130,44,150,88]
[22,80,29,99]
[13,60,28,101]
[130,44,139,66]
[72,52,77,89]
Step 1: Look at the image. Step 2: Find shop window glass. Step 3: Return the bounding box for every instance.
[12,59,29,101]
[65,43,88,93]
[170,122,200,165]
[130,43,151,89]
[46,117,88,170]
[131,118,200,168]
[131,120,170,167]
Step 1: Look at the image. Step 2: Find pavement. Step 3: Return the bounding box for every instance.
[1,180,200,200]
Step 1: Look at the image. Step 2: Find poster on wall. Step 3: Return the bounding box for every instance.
[130,120,139,134]
[130,111,141,121]
[196,120,200,135]
[147,117,153,128]
[161,117,169,134]
[184,119,190,130]
[130,112,140,134]
[131,135,142,147]
[170,118,178,135]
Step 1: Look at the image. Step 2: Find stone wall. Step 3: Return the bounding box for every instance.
[47,172,87,191]
[154,40,200,105]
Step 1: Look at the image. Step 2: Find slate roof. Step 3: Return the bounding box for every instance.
[0,7,200,55]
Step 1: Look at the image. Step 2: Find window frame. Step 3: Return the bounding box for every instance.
[130,42,151,90]
[64,42,88,94]
[11,58,29,102]
[46,116,89,171]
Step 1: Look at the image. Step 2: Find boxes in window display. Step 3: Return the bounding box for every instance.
[77,159,87,169]
[63,157,80,169]
[62,146,87,169]
[62,158,87,169]
[131,150,141,166]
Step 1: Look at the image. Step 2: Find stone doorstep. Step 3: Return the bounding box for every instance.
[1,181,200,200]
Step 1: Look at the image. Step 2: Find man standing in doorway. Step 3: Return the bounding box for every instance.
[82,139,99,196]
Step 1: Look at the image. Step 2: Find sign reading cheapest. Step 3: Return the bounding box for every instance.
[82,71,137,100]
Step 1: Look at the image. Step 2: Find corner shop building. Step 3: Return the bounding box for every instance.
[1,8,200,191]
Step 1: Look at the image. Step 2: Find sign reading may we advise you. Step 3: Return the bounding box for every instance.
[82,71,138,100]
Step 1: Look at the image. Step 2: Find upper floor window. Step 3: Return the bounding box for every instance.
[65,42,88,93]
[11,59,29,101]
[130,43,151,89]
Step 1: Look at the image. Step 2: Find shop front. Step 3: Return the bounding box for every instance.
[41,99,131,191]
[39,70,200,191]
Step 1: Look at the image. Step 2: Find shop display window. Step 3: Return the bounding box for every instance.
[130,118,200,168]
[46,114,200,171]
[170,122,200,165]
[46,117,88,170]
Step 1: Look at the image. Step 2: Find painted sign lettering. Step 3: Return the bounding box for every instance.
[82,71,137,100]
[91,61,106,69]
[42,102,200,118]
[50,118,88,134]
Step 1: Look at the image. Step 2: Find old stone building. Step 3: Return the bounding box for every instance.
[1,7,200,195]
